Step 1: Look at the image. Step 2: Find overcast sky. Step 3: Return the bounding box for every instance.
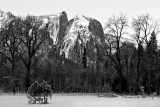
[0,0,159,25]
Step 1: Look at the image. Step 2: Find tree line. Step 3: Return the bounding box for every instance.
[0,12,160,95]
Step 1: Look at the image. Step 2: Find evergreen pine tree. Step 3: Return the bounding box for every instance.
[147,31,158,55]
[82,47,87,68]
[145,31,158,94]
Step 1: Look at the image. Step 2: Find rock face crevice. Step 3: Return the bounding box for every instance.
[58,11,68,45]
[46,11,68,46]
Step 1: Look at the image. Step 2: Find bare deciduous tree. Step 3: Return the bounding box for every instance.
[105,14,129,93]
[0,16,22,93]
[132,13,160,94]
[16,16,49,91]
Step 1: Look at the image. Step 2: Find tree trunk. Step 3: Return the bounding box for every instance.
[126,63,130,94]
[11,55,16,93]
[116,41,129,93]
[136,70,140,94]
[119,70,128,93]
[156,80,159,95]
[25,65,31,92]
[136,46,141,94]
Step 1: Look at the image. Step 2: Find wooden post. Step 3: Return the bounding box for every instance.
[140,86,145,98]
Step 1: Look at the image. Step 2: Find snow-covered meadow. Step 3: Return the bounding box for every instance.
[0,94,160,107]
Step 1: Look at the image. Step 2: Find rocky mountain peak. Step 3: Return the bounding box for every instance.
[61,14,104,64]
[39,11,68,45]
[0,10,105,66]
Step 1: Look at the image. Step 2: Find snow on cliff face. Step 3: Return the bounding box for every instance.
[0,10,105,64]
[40,11,68,45]
[62,15,91,59]
[0,10,68,46]
[47,16,60,44]
[62,15,104,63]
[0,10,14,28]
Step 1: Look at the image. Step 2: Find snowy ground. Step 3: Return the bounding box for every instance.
[0,94,160,107]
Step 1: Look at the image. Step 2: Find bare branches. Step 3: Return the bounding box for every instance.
[131,14,153,93]
[104,14,129,81]
[0,17,22,65]
[105,14,128,41]
[132,14,160,45]
[152,19,160,36]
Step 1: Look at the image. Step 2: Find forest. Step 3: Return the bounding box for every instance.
[0,10,160,95]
